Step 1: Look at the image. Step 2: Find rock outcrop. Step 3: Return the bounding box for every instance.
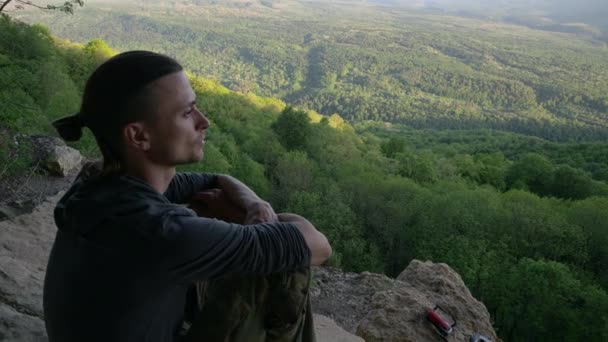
[311,264,499,341]
[358,260,498,341]
[28,135,82,177]
[0,192,499,342]
[0,134,80,221]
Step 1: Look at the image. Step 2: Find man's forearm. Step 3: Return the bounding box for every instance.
[278,213,332,266]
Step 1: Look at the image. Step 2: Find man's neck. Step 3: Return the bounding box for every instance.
[124,161,176,194]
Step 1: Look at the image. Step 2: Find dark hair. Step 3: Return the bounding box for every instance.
[53,50,183,174]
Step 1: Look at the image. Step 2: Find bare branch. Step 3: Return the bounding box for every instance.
[1,0,84,14]
[0,0,14,13]
[11,160,40,197]
[15,0,49,10]
[0,156,18,181]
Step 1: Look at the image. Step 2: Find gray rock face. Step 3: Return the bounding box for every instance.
[313,314,364,342]
[0,200,35,222]
[0,205,19,221]
[0,303,47,342]
[0,193,60,342]
[311,267,395,333]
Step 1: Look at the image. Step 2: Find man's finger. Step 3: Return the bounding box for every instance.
[191,189,221,201]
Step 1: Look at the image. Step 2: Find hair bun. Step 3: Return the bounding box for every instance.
[52,114,85,142]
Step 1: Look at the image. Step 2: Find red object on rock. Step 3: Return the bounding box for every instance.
[426,306,455,336]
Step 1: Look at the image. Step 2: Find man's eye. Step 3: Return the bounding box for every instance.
[184,108,193,116]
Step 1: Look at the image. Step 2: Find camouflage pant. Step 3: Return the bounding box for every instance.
[182,267,315,342]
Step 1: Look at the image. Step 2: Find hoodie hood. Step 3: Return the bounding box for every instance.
[53,162,168,237]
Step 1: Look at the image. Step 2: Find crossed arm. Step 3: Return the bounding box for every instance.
[190,174,332,266]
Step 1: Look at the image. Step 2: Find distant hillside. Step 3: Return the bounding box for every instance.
[15,0,608,141]
[424,0,608,38]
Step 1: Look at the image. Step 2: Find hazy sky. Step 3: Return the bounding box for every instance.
[427,0,606,13]
[416,0,608,27]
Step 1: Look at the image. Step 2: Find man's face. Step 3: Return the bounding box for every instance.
[144,71,209,166]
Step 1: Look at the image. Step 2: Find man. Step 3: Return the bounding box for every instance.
[44,51,331,342]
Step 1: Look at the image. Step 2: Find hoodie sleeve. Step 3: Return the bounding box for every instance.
[158,208,311,284]
[163,172,218,204]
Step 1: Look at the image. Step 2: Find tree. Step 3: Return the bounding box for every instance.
[0,0,83,14]
[83,38,116,62]
[549,165,593,200]
[476,152,508,191]
[284,187,382,272]
[506,153,554,196]
[380,137,405,158]
[496,259,608,341]
[396,149,438,184]
[271,106,312,151]
[271,151,317,205]
[568,197,608,288]
[501,190,587,266]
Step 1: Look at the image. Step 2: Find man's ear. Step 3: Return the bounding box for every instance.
[123,122,151,151]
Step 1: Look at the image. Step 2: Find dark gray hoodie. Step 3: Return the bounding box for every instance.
[43,169,311,342]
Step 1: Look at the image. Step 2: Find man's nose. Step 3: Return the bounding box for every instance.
[195,108,210,130]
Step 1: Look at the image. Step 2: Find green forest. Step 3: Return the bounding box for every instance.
[15,0,608,141]
[2,6,608,342]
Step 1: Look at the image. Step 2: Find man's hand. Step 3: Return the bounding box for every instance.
[214,175,279,224]
[189,188,278,225]
[189,189,246,224]
[244,201,278,224]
